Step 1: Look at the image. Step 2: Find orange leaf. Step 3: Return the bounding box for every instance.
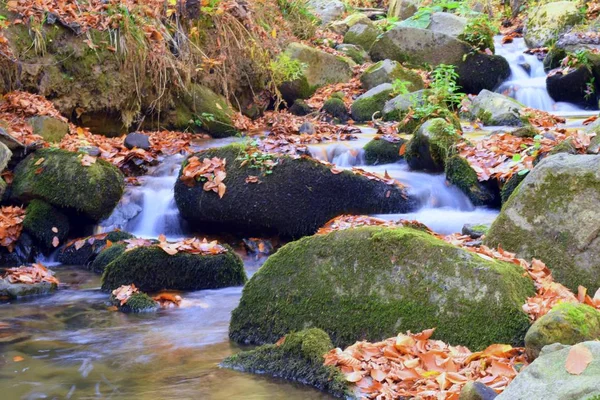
[566,343,593,375]
[399,143,407,156]
[13,356,24,362]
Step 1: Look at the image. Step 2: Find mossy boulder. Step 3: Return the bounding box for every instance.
[496,341,600,399]
[111,292,159,313]
[90,242,127,274]
[544,46,567,72]
[57,230,133,266]
[500,171,527,204]
[174,144,417,238]
[11,148,124,221]
[230,226,534,349]
[364,138,405,165]
[307,0,344,25]
[405,118,462,172]
[22,200,69,251]
[388,0,420,20]
[360,59,425,91]
[547,66,596,108]
[524,1,584,48]
[465,90,524,126]
[289,99,313,116]
[101,245,246,292]
[370,26,470,67]
[485,153,600,292]
[329,13,373,35]
[525,302,600,359]
[27,116,69,143]
[457,53,511,95]
[222,328,349,397]
[343,23,380,51]
[350,83,394,122]
[322,97,349,121]
[279,43,354,104]
[335,43,369,64]
[445,155,499,206]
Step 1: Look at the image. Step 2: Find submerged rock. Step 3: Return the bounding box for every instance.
[222,329,349,398]
[111,291,158,313]
[445,155,499,206]
[364,137,405,165]
[525,302,600,359]
[485,153,600,292]
[229,226,534,349]
[174,144,416,238]
[405,118,462,172]
[524,1,583,48]
[11,148,124,221]
[101,245,246,292]
[0,279,57,300]
[496,341,600,399]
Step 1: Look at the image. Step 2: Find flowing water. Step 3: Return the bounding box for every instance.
[1,131,500,399]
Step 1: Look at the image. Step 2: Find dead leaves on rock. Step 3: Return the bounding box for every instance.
[317,215,431,235]
[112,284,139,306]
[565,343,593,375]
[324,328,528,399]
[180,156,227,198]
[3,263,58,285]
[124,235,228,257]
[0,206,25,252]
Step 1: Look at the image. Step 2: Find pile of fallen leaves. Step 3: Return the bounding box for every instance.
[112,284,140,306]
[305,77,365,109]
[258,129,359,156]
[317,215,429,235]
[324,329,527,399]
[123,235,228,257]
[2,263,59,285]
[0,206,25,252]
[180,156,227,198]
[457,129,593,181]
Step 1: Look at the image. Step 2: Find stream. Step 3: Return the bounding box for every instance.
[0,37,593,400]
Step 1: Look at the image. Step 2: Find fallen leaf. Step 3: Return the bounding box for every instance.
[13,356,24,362]
[566,343,593,375]
[52,236,59,247]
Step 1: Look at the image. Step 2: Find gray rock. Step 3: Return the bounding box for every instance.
[299,121,316,134]
[335,44,370,64]
[524,1,583,48]
[360,59,424,91]
[0,278,57,300]
[459,381,498,400]
[343,23,380,51]
[350,83,394,122]
[496,341,600,400]
[485,153,600,292]
[466,90,524,126]
[124,132,151,150]
[462,223,490,239]
[308,0,345,25]
[388,0,420,21]
[370,26,470,67]
[428,12,467,37]
[328,13,373,35]
[79,146,101,157]
[0,141,12,172]
[0,126,25,155]
[382,90,427,121]
[27,115,69,143]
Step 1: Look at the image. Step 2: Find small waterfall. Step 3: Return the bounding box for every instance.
[495,37,583,112]
[308,143,366,166]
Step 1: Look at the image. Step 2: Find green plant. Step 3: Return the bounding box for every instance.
[459,14,496,52]
[277,0,319,40]
[429,64,464,109]
[379,16,400,32]
[194,112,216,128]
[236,143,279,174]
[270,53,307,87]
[201,0,222,14]
[400,1,466,29]
[391,79,411,96]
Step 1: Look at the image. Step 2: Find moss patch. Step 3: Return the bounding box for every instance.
[90,242,127,274]
[364,138,405,165]
[111,292,158,313]
[405,118,462,172]
[22,199,70,251]
[445,155,498,206]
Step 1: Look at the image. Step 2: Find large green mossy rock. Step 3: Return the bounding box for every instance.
[525,302,600,359]
[485,154,600,292]
[167,84,237,138]
[524,1,584,48]
[11,148,124,221]
[405,118,462,172]
[174,144,417,238]
[222,329,349,397]
[360,59,424,91]
[57,231,133,266]
[496,342,600,400]
[101,245,246,292]
[279,43,354,104]
[445,155,499,206]
[350,83,394,122]
[465,90,524,126]
[91,242,127,274]
[27,116,69,143]
[364,137,405,165]
[229,226,535,349]
[370,26,471,67]
[22,199,69,251]
[343,24,380,51]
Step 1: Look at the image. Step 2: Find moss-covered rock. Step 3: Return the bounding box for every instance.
[27,116,69,143]
[388,0,420,20]
[0,278,57,300]
[459,381,499,400]
[350,83,394,122]
[544,46,567,72]
[229,226,535,349]
[334,43,369,64]
[343,23,380,51]
[405,118,462,172]
[90,242,127,274]
[465,90,524,126]
[11,148,124,221]
[456,53,511,95]
[364,138,405,165]
[328,13,373,35]
[485,153,600,292]
[547,66,596,108]
[174,144,417,238]
[496,341,600,399]
[360,59,425,91]
[111,292,159,313]
[322,97,349,121]
[500,171,527,204]
[289,99,313,116]
[101,245,246,292]
[429,12,467,37]
[524,1,584,48]
[22,199,69,251]
[0,141,12,172]
[58,230,133,266]
[222,329,349,397]
[445,155,499,206]
[525,302,600,359]
[462,223,490,239]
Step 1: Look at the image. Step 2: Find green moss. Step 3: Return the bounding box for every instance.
[445,155,497,206]
[90,242,127,274]
[222,329,349,397]
[405,118,462,172]
[322,98,348,121]
[364,138,404,165]
[344,24,379,51]
[500,172,527,204]
[289,99,313,116]
[111,292,158,313]
[350,85,393,122]
[230,226,534,350]
[58,230,134,267]
[11,148,124,221]
[22,199,69,251]
[174,144,416,238]
[101,245,247,292]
